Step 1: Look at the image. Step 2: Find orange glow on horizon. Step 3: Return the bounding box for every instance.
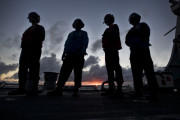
[1,78,105,86]
[82,79,104,86]
[64,79,105,86]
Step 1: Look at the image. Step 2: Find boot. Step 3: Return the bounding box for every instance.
[72,87,79,98]
[47,87,62,96]
[8,88,26,95]
[26,87,38,96]
[113,86,123,98]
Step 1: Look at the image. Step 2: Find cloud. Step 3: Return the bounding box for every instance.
[0,58,18,75]
[0,34,21,62]
[4,53,62,80]
[7,72,18,79]
[64,55,134,84]
[91,39,102,53]
[0,34,21,49]
[84,55,99,68]
[82,65,134,83]
[3,53,163,86]
[43,21,67,55]
[66,64,107,83]
[83,64,107,82]
[8,53,19,61]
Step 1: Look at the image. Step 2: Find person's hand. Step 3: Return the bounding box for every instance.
[61,52,67,61]
[83,52,88,56]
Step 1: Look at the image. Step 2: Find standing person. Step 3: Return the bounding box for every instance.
[48,19,89,97]
[125,13,158,101]
[8,12,45,96]
[101,14,124,98]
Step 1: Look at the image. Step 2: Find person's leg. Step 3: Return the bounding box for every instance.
[104,50,115,95]
[8,49,28,95]
[130,53,143,98]
[48,57,73,96]
[19,49,29,90]
[27,49,41,96]
[73,56,84,97]
[143,49,159,100]
[57,61,73,88]
[112,51,124,97]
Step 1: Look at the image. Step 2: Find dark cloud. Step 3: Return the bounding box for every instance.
[66,64,107,83]
[84,55,99,68]
[0,59,18,75]
[64,55,134,83]
[7,72,18,79]
[83,64,107,82]
[83,65,134,83]
[91,39,102,53]
[0,34,21,62]
[0,34,21,49]
[4,53,62,80]
[3,53,164,86]
[43,21,67,55]
[8,53,19,61]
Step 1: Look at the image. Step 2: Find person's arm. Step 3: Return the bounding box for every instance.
[36,26,45,41]
[64,32,73,54]
[125,30,131,46]
[61,51,67,61]
[82,31,89,55]
[108,24,119,40]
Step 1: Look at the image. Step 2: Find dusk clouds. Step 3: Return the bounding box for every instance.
[0,61,18,75]
[84,55,99,68]
[0,58,18,80]
[43,21,67,55]
[91,39,102,53]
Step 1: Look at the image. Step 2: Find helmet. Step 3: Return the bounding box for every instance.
[72,19,84,29]
[27,12,40,23]
[129,13,141,25]
[104,14,114,24]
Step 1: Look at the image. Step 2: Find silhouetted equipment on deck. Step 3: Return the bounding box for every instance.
[164,26,176,36]
[101,81,116,92]
[43,72,59,90]
[164,0,180,90]
[155,72,174,88]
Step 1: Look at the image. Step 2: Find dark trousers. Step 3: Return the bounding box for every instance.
[57,54,84,88]
[104,50,124,91]
[18,48,41,90]
[130,48,158,97]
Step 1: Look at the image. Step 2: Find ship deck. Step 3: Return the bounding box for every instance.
[0,89,180,120]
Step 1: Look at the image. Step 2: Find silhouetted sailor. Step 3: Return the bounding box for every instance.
[8,12,45,96]
[125,13,158,101]
[101,14,124,98]
[47,19,89,97]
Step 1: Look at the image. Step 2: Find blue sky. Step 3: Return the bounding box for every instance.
[0,0,177,84]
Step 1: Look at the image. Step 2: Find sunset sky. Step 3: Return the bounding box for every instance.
[0,0,177,85]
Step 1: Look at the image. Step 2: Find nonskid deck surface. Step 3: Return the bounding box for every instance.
[0,89,180,120]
